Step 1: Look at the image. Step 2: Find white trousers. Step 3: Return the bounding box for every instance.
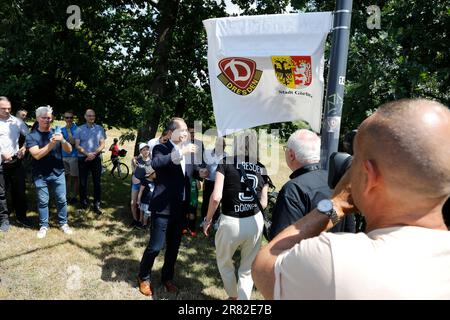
[215,212,264,300]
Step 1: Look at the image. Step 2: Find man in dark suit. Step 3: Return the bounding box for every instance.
[137,117,208,296]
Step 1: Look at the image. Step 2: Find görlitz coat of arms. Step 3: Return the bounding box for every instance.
[272,56,312,89]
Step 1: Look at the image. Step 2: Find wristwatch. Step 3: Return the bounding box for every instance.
[317,199,340,226]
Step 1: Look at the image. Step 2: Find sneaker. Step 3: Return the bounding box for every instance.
[17,217,33,228]
[60,224,73,235]
[37,226,48,239]
[0,219,10,232]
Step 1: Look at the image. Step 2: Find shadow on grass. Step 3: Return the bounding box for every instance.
[5,172,230,300]
[67,174,226,299]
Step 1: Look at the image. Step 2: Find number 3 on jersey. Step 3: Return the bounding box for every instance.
[238,174,258,202]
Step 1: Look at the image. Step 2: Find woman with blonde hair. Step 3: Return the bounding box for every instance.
[203,131,268,300]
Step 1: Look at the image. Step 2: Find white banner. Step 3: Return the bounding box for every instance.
[203,12,332,136]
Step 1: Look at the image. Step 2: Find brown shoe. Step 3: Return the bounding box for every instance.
[163,280,178,293]
[137,276,152,296]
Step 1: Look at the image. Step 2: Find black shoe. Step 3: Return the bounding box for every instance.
[0,218,10,232]
[80,200,88,210]
[93,203,103,215]
[134,221,145,230]
[17,217,33,228]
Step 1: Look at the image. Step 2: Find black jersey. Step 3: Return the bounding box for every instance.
[216,157,268,217]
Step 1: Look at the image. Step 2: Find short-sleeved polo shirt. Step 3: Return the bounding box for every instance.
[73,123,106,156]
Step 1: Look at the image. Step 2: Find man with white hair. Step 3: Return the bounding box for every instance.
[0,96,30,231]
[269,129,354,239]
[25,106,73,238]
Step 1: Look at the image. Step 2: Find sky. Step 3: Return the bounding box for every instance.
[223,0,244,15]
[221,0,293,15]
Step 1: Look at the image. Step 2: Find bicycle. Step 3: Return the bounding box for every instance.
[101,149,130,180]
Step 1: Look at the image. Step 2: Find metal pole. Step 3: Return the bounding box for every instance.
[320,0,353,170]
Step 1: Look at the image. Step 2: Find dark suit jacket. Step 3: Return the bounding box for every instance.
[150,141,196,214]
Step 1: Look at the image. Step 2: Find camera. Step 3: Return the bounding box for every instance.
[328,152,352,189]
[327,130,368,232]
[328,129,357,189]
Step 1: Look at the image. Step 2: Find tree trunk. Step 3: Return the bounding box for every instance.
[134,0,181,155]
[134,111,161,155]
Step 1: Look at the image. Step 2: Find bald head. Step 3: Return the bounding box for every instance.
[357,98,450,198]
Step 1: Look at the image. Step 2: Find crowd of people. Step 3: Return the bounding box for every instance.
[1,96,449,300]
[0,97,106,237]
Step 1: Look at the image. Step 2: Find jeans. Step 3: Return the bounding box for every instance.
[138,211,184,282]
[78,156,102,204]
[33,173,68,228]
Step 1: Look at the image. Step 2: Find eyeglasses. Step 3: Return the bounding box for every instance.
[65,116,73,119]
[86,115,95,117]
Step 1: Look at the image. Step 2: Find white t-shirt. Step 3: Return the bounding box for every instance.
[274,226,450,300]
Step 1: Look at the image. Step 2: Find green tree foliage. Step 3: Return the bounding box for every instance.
[290,0,449,134]
[1,0,448,149]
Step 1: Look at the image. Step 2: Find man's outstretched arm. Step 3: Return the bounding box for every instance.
[252,170,355,299]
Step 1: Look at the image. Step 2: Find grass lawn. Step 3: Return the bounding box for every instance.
[0,126,290,300]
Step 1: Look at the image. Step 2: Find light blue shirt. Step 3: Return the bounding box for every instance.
[61,124,78,157]
[73,123,106,156]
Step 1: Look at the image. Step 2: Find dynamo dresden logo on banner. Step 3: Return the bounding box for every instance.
[217,58,262,96]
[272,56,312,89]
